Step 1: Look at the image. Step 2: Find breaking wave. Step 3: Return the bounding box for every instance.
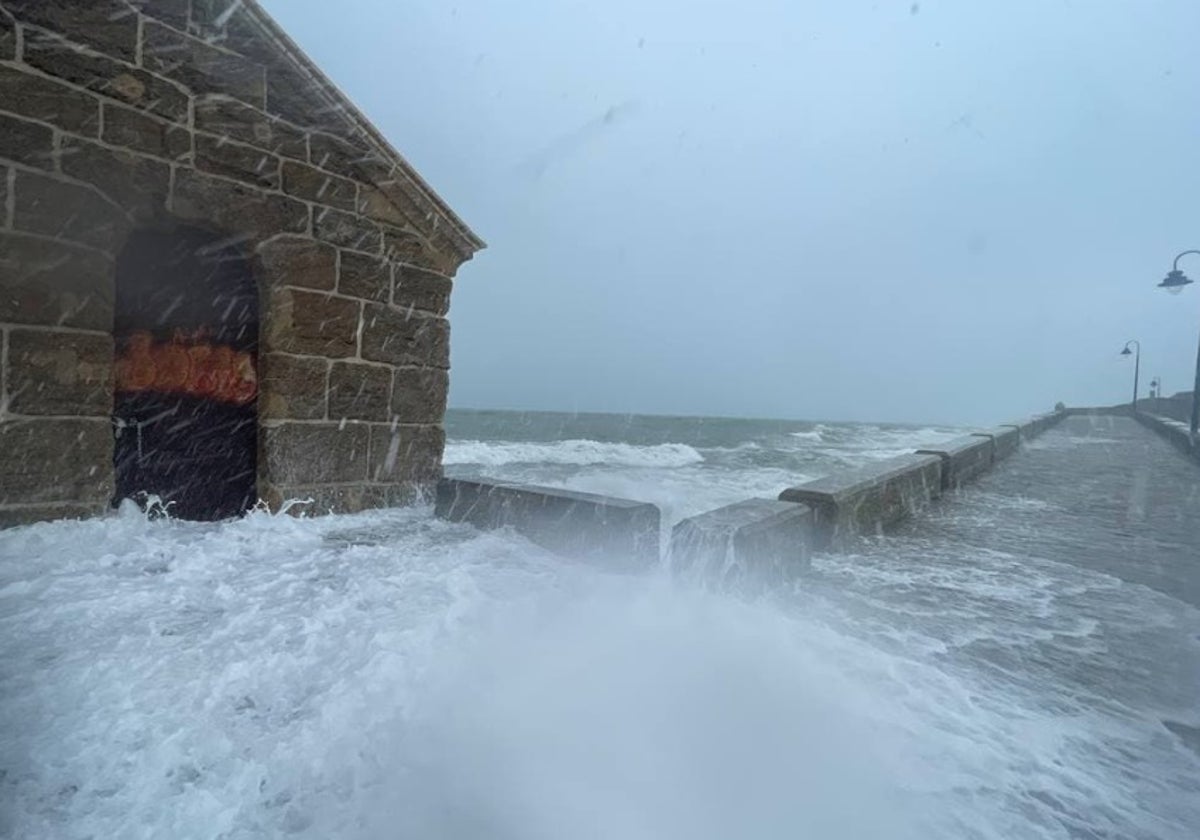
[789,428,825,441]
[4,506,1197,839]
[444,439,705,468]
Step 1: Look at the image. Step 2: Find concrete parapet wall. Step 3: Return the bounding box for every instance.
[1063,406,1132,417]
[1133,413,1196,460]
[438,408,1067,569]
[435,477,660,570]
[1140,394,1193,424]
[778,453,942,549]
[917,435,994,490]
[972,426,1021,462]
[1042,411,1067,434]
[669,499,813,590]
[1017,412,1064,439]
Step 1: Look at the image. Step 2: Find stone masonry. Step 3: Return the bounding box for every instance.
[0,0,484,526]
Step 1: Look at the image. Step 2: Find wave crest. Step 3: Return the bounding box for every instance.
[444,439,705,468]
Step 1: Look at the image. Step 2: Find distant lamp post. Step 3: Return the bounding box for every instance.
[1150,376,1161,400]
[1157,250,1200,437]
[1120,340,1141,412]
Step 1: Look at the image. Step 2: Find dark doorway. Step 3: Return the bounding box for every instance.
[113,227,259,520]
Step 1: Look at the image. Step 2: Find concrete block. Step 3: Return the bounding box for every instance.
[971,426,1020,461]
[1026,414,1048,437]
[778,453,942,549]
[436,477,660,570]
[916,435,994,490]
[1013,416,1039,440]
[1013,413,1062,440]
[669,498,813,590]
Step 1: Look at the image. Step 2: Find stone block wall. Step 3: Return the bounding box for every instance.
[0,0,482,526]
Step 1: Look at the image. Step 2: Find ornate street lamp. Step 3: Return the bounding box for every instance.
[1157,250,1200,437]
[1120,340,1140,412]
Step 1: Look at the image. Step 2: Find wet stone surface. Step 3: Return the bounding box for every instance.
[891,415,1200,607]
[793,415,1200,835]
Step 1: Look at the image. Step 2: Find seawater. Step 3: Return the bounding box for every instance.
[444,409,964,527]
[1,410,1197,839]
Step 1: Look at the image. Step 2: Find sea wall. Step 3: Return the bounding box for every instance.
[916,435,993,490]
[778,453,943,550]
[669,499,814,591]
[439,410,1068,579]
[434,477,660,571]
[1140,393,1193,424]
[1134,413,1197,461]
[972,426,1021,461]
[764,412,1065,554]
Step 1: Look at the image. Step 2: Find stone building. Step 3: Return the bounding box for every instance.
[0,0,484,526]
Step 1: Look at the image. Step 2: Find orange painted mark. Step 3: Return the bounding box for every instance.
[115,330,258,405]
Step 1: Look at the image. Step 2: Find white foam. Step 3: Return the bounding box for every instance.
[3,508,1199,839]
[807,425,963,464]
[789,429,824,441]
[550,465,814,533]
[444,438,705,468]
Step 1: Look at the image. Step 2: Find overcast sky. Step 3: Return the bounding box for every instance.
[263,0,1200,425]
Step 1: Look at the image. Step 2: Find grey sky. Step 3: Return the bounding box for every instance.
[262,0,1200,425]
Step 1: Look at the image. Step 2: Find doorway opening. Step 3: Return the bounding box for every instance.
[112,227,259,520]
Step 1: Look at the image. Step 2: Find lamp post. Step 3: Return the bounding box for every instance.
[1120,340,1140,412]
[1157,250,1200,438]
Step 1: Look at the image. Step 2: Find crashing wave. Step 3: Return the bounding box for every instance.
[443,439,705,468]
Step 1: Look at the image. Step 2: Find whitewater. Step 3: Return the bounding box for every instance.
[2,411,1198,839]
